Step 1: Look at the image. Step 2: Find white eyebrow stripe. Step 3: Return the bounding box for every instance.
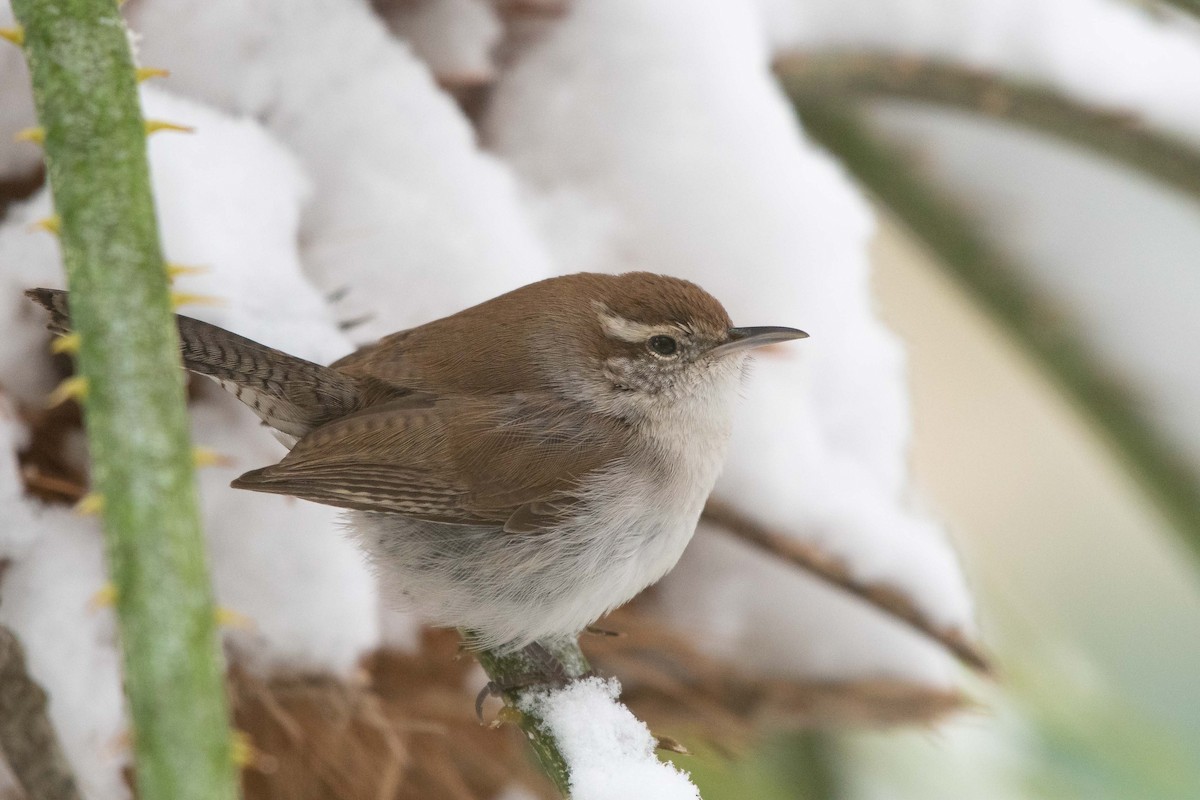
[593,305,681,343]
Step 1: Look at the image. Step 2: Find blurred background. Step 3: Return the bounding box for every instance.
[735,2,1200,796]
[3,0,1200,799]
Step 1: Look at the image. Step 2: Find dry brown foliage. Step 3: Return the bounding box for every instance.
[232,631,556,800]
[226,607,965,800]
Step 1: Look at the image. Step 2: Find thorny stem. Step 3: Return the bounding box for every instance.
[8,2,238,799]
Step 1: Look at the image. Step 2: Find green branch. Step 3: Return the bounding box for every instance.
[776,51,1200,202]
[1149,0,1200,20]
[473,638,592,796]
[788,98,1200,559]
[8,2,238,800]
[474,636,694,796]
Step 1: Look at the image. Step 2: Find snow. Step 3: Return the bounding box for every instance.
[1,84,385,677]
[0,189,67,406]
[517,677,700,800]
[139,88,350,365]
[656,525,956,684]
[192,388,381,676]
[139,88,382,676]
[0,394,129,798]
[0,391,38,561]
[0,2,39,179]
[0,85,392,797]
[485,0,973,675]
[126,0,557,341]
[0,510,130,800]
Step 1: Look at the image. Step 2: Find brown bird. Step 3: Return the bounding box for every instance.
[27,273,806,655]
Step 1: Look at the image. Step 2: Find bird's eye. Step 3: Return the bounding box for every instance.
[647,335,679,357]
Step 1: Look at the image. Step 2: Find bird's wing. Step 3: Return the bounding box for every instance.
[231,393,629,533]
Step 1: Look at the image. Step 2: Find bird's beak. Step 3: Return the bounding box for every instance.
[711,326,809,358]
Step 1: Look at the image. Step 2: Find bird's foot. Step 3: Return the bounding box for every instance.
[475,641,593,720]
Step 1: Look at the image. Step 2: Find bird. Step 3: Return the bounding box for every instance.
[27,272,806,663]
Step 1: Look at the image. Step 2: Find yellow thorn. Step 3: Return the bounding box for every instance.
[51,332,81,355]
[144,119,194,136]
[231,730,276,772]
[655,734,691,755]
[14,126,44,145]
[193,447,234,469]
[0,26,24,47]
[165,262,209,280]
[30,214,61,236]
[89,582,117,611]
[75,491,105,516]
[47,375,88,407]
[135,67,170,83]
[231,731,253,767]
[215,606,256,631]
[171,292,224,309]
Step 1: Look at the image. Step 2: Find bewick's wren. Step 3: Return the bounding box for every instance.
[28,273,805,651]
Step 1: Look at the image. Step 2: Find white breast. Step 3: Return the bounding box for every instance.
[352,363,744,651]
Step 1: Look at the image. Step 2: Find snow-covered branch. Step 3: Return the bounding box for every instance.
[475,638,701,798]
[702,500,990,673]
[515,677,701,800]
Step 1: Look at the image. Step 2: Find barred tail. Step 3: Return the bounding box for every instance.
[25,288,362,439]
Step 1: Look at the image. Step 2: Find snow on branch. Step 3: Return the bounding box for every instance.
[474,637,702,798]
[702,499,991,673]
[516,677,700,800]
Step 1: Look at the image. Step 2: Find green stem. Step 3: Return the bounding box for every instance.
[776,52,1200,202]
[9,3,238,800]
[1150,0,1200,20]
[473,638,592,796]
[790,98,1200,560]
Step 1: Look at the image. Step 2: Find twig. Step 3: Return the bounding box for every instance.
[472,638,590,796]
[20,465,86,502]
[0,625,81,800]
[8,2,238,799]
[702,499,992,674]
[597,604,968,732]
[784,97,1200,567]
[776,50,1200,202]
[0,165,44,222]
